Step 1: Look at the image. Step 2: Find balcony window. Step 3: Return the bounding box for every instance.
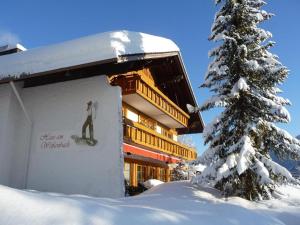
[173,135,178,142]
[156,125,162,134]
[126,109,139,122]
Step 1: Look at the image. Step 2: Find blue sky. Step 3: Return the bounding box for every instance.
[1,0,299,154]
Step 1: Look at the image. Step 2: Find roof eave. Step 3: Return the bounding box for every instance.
[0,57,118,85]
[176,52,205,132]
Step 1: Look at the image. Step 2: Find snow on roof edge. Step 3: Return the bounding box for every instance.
[0,43,27,53]
[0,30,180,80]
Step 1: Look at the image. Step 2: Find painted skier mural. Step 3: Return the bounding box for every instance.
[71,101,98,146]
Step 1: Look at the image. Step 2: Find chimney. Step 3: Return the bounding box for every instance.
[0,43,26,56]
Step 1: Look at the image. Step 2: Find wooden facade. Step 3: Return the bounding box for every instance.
[110,68,197,189]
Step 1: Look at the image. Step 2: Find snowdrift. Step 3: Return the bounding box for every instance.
[0,181,299,225]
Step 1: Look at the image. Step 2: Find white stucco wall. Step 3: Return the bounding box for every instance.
[6,82,31,189]
[0,84,13,185]
[0,82,30,188]
[0,76,124,198]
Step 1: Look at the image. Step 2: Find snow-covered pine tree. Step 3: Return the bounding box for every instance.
[195,0,300,200]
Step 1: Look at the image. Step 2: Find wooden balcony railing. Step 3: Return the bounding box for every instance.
[124,121,197,161]
[111,75,190,128]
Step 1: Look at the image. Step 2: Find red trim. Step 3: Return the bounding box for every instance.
[123,143,181,164]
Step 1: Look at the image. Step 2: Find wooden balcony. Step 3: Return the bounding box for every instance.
[124,120,197,161]
[111,75,190,129]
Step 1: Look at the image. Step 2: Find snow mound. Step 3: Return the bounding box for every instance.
[143,179,164,189]
[194,163,206,173]
[0,181,300,225]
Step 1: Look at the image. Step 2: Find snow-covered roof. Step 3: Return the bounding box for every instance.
[0,43,27,53]
[0,30,179,80]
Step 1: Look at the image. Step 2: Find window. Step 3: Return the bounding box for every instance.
[156,125,162,134]
[137,165,146,184]
[126,109,138,122]
[173,135,178,141]
[124,163,130,184]
[148,167,156,179]
[160,168,166,181]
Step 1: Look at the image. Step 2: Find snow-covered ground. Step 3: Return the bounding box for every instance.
[0,181,299,225]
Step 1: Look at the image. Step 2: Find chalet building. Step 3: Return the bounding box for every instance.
[0,31,204,197]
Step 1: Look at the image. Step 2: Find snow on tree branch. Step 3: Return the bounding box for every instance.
[194,0,300,200]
